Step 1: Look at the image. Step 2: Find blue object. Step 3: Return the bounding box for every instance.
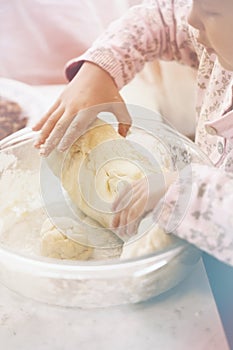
[202,253,233,349]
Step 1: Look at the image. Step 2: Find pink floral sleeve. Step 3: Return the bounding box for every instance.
[65,0,233,265]
[156,164,233,266]
[66,0,200,88]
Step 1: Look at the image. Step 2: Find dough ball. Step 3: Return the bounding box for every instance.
[120,225,175,259]
[40,217,93,260]
[60,119,155,229]
[46,119,172,261]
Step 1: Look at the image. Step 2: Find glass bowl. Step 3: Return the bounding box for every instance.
[0,110,211,308]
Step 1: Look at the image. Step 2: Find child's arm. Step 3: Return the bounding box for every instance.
[66,0,200,89]
[34,0,200,155]
[112,163,233,266]
[155,164,233,266]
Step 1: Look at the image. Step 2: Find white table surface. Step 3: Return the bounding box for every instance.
[0,260,229,350]
[0,83,230,350]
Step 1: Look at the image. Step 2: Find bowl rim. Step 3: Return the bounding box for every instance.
[0,239,188,273]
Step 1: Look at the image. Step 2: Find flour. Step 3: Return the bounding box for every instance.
[0,152,16,172]
[0,123,175,262]
[0,154,46,256]
[0,149,123,260]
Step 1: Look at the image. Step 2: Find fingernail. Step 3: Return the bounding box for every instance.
[57,143,68,152]
[39,145,48,157]
[57,146,66,152]
[39,149,46,157]
[34,140,41,147]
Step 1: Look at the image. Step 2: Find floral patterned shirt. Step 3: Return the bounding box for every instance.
[66,0,233,265]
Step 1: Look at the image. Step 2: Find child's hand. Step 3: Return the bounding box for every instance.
[111,172,177,239]
[33,62,131,156]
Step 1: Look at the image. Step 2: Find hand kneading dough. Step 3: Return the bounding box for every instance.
[40,217,92,260]
[48,118,156,229]
[45,119,174,260]
[120,224,175,259]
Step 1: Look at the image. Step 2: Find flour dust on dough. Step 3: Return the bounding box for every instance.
[121,224,175,259]
[40,217,93,260]
[43,118,173,260]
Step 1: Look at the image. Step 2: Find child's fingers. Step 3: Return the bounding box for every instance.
[52,101,130,152]
[112,192,129,213]
[112,187,139,228]
[111,211,120,229]
[116,208,130,238]
[128,196,146,223]
[121,199,145,237]
[117,207,140,238]
[112,178,147,214]
[57,109,98,152]
[32,99,60,131]
[111,191,130,229]
[112,186,147,236]
[113,103,132,137]
[34,106,65,147]
[125,220,139,238]
[112,182,133,211]
[38,110,78,156]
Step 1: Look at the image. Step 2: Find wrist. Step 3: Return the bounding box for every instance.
[144,171,175,213]
[78,61,118,88]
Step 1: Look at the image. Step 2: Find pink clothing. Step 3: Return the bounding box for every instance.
[66,0,233,265]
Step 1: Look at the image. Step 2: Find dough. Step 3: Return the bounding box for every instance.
[45,119,171,261]
[40,217,93,260]
[56,119,156,229]
[120,224,175,259]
